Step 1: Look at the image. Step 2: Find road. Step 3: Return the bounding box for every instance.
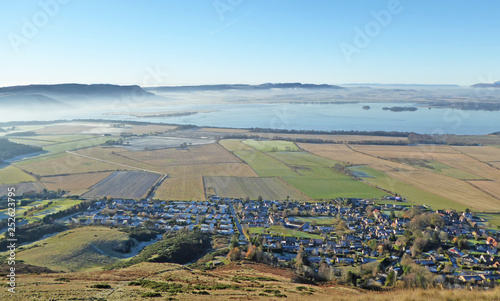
[229,202,247,241]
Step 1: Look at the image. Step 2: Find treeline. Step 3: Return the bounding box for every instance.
[0,200,91,250]
[248,128,411,137]
[227,134,410,146]
[5,131,37,136]
[41,200,92,223]
[110,229,211,269]
[0,138,43,161]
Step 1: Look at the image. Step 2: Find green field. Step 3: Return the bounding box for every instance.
[248,225,322,239]
[243,139,300,152]
[0,198,83,222]
[0,165,36,184]
[7,134,120,154]
[477,213,500,228]
[232,149,298,177]
[221,140,386,200]
[24,198,83,223]
[15,226,131,272]
[270,152,386,199]
[42,136,119,153]
[351,165,467,211]
[296,217,339,225]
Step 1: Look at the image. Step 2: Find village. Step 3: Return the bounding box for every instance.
[69,196,500,289]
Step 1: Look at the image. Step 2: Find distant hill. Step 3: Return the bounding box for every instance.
[0,84,159,108]
[0,83,154,98]
[146,83,345,92]
[471,81,500,88]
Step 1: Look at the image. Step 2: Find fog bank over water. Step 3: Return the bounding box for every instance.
[1,84,499,135]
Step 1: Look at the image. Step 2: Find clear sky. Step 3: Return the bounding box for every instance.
[1,0,499,86]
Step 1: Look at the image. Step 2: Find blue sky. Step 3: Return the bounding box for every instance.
[0,0,499,86]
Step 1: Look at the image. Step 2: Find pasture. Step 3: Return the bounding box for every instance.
[203,176,306,200]
[23,198,83,223]
[221,140,386,200]
[248,225,322,239]
[82,171,162,199]
[14,226,131,272]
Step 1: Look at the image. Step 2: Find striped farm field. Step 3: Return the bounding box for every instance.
[298,143,416,172]
[353,166,467,210]
[154,176,205,201]
[0,165,36,185]
[0,182,44,197]
[385,170,500,211]
[203,176,307,200]
[154,163,257,201]
[350,144,460,160]
[300,143,500,211]
[426,153,500,181]
[242,139,300,152]
[40,172,113,194]
[453,145,500,162]
[467,180,500,203]
[82,171,162,199]
[119,143,243,167]
[15,152,130,176]
[73,146,160,171]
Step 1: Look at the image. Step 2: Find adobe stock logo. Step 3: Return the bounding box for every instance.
[7,0,70,53]
[340,0,404,63]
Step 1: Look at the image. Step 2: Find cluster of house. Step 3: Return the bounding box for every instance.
[70,199,235,235]
[231,197,500,286]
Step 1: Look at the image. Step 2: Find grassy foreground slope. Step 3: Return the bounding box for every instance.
[1,261,499,300]
[15,227,131,272]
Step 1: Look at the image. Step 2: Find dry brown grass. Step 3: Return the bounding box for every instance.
[427,153,500,181]
[386,170,500,211]
[154,176,205,200]
[40,172,112,193]
[34,124,96,135]
[121,143,243,167]
[300,143,500,210]
[454,145,500,162]
[154,163,257,200]
[2,261,499,301]
[15,153,130,176]
[74,146,159,171]
[203,176,306,200]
